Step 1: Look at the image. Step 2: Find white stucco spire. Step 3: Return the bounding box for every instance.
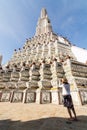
[40,8,47,18]
[35,8,53,36]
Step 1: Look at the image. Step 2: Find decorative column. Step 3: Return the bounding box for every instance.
[10,65,23,103]
[24,62,40,103]
[51,58,64,104]
[41,43,48,59]
[36,60,52,104]
[0,65,14,102]
[14,63,30,103]
[48,40,55,59]
[51,59,59,104]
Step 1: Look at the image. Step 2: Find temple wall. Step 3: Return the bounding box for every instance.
[71,46,87,63]
[63,59,87,105]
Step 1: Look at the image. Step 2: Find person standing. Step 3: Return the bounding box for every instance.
[59,78,77,121]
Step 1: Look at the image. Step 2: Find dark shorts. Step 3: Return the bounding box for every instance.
[62,95,74,108]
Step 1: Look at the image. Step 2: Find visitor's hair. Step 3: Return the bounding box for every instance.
[61,78,68,84]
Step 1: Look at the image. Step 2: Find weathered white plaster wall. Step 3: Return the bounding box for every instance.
[71,46,87,63]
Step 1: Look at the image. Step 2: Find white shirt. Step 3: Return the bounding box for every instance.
[59,83,70,96]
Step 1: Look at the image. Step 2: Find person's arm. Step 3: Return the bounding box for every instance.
[59,79,63,88]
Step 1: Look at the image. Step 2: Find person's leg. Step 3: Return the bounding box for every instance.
[68,95,78,120]
[67,107,73,119]
[71,107,77,120]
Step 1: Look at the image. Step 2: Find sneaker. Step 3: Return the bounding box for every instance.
[67,118,74,121]
[73,118,78,121]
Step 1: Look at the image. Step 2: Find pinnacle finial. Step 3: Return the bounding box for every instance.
[40,8,47,18]
[35,8,53,36]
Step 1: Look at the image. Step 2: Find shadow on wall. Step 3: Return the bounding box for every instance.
[0,116,87,130]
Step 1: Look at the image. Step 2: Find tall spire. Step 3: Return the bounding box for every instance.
[35,8,53,36]
[40,8,47,18]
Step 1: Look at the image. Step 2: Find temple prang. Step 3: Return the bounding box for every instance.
[0,8,87,105]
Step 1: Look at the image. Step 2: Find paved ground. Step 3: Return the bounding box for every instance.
[0,102,87,130]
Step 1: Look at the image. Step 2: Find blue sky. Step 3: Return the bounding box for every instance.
[0,0,87,64]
